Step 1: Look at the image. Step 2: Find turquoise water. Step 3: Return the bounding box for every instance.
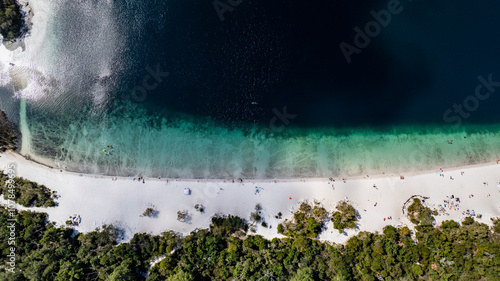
[21,98,500,178]
[2,0,500,179]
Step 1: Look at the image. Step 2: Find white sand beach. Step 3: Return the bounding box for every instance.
[1,151,499,244]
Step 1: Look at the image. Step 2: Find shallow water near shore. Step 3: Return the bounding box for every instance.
[1,0,500,178]
[21,98,500,178]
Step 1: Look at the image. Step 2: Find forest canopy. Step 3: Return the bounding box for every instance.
[1,205,499,280]
[0,0,24,42]
[0,170,57,207]
[0,111,20,152]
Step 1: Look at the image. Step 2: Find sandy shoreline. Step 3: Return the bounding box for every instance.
[1,150,499,244]
[10,149,500,183]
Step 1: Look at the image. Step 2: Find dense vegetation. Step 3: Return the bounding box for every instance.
[277,202,328,238]
[407,198,435,228]
[331,200,358,233]
[0,171,57,207]
[0,111,20,152]
[0,0,24,42]
[1,206,499,280]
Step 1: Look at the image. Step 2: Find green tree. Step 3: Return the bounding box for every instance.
[292,267,315,281]
[166,270,195,281]
[331,201,357,233]
[411,264,423,276]
[383,225,399,241]
[492,217,500,233]
[109,259,136,281]
[54,261,85,281]
[462,216,474,225]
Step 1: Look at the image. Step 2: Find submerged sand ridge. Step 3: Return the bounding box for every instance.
[0,151,499,244]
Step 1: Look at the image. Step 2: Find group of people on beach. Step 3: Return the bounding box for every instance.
[133,176,145,183]
[443,194,460,212]
[328,177,347,184]
[231,178,244,183]
[437,192,477,216]
[327,178,336,190]
[254,186,263,195]
[463,209,478,217]
[438,168,467,180]
[69,214,81,226]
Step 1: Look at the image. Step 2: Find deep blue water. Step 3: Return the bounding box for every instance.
[111,0,500,128]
